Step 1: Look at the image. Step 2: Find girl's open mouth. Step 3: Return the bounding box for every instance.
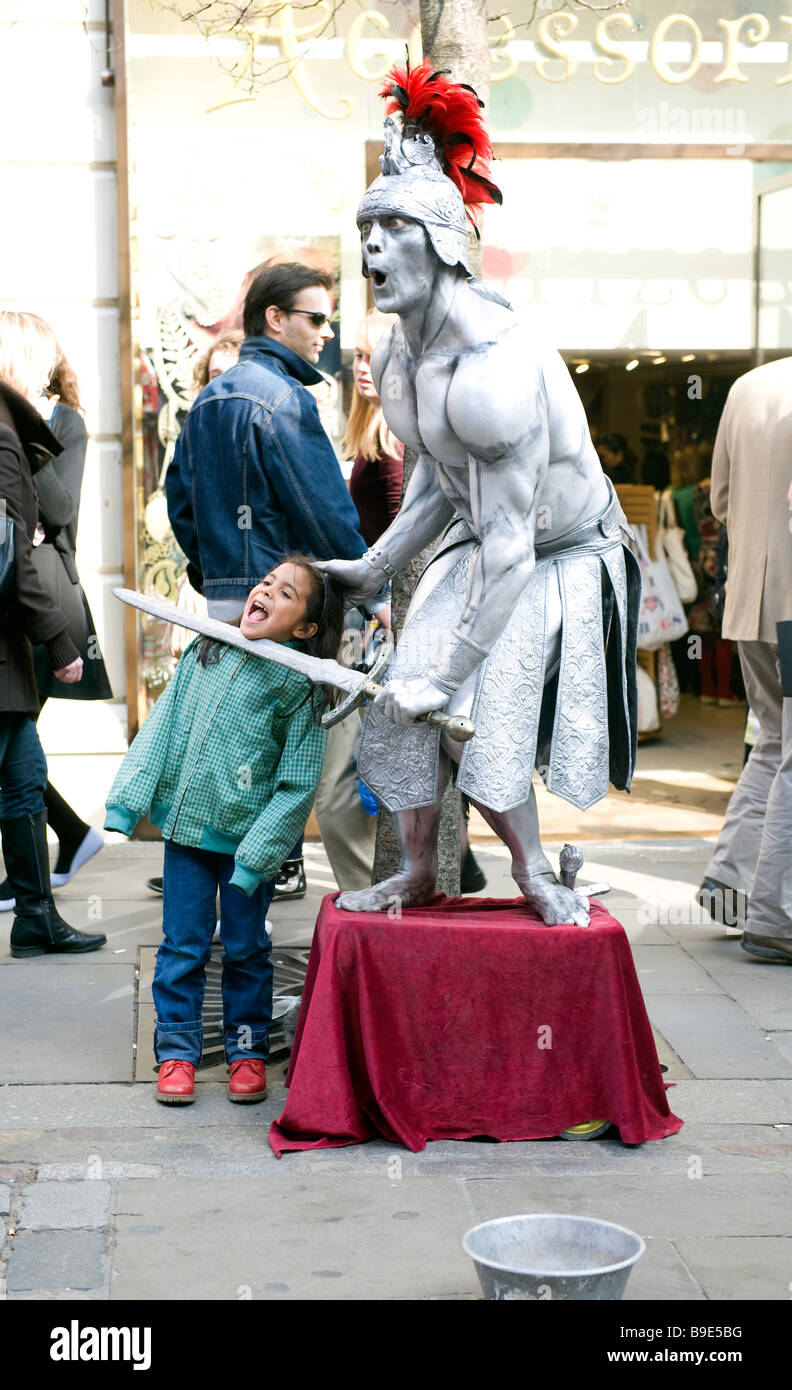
[247,598,269,622]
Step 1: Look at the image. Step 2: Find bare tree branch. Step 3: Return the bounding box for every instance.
[152,0,628,96]
[152,0,373,95]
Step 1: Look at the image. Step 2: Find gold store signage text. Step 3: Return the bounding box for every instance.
[532,10,791,85]
[233,7,792,119]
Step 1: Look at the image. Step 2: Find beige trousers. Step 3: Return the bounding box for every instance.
[313,713,376,892]
[707,640,792,937]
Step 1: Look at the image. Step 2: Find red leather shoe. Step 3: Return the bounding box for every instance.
[228,1058,267,1103]
[156,1059,196,1104]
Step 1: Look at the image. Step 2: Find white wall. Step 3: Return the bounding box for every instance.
[0,1,127,764]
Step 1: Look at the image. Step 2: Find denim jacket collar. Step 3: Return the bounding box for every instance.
[239,336,325,388]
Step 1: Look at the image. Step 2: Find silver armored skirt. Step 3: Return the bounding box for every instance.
[359,516,640,815]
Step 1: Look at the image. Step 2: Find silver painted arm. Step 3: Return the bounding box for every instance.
[364,450,455,575]
[318,451,454,606]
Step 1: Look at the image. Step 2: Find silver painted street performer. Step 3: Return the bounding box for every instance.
[322,61,640,927]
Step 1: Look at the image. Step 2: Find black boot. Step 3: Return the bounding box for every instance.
[1,811,107,958]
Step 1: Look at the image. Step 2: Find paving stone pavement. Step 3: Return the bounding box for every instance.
[1,836,791,1302]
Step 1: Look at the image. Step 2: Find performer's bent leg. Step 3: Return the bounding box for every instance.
[467,790,590,927]
[336,754,451,912]
[442,567,587,926]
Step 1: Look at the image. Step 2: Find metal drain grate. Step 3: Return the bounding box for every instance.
[197,945,310,1070]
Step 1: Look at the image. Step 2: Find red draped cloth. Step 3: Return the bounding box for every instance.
[269,895,682,1156]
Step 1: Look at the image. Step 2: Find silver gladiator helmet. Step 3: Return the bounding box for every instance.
[357,59,502,278]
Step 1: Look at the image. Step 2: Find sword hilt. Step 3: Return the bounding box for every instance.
[359,679,475,743]
[559,843,585,890]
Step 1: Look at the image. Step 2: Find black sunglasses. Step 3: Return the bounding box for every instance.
[284,308,333,329]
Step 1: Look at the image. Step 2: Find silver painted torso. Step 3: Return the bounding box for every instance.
[376,304,609,544]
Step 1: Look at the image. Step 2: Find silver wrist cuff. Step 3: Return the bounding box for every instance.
[362,545,397,580]
[428,628,488,694]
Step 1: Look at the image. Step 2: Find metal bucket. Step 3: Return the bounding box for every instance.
[462,1214,646,1301]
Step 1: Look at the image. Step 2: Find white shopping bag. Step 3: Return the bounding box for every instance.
[656,491,697,603]
[633,524,689,651]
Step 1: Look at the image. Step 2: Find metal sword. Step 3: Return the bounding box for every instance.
[113,588,476,743]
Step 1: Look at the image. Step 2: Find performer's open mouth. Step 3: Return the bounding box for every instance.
[371,270,387,288]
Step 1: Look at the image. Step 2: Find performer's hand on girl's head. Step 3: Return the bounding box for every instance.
[315,557,384,609]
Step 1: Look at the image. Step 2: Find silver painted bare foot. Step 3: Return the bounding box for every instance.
[516,871,590,927]
[336,870,436,913]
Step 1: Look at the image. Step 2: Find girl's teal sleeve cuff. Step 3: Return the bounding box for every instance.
[104,805,139,836]
[229,862,262,897]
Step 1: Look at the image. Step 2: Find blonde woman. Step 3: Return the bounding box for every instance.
[343,311,403,544]
[0,313,111,910]
[0,310,105,954]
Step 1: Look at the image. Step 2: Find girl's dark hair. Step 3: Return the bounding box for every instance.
[193,553,345,721]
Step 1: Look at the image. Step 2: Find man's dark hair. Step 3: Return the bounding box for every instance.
[243,262,334,337]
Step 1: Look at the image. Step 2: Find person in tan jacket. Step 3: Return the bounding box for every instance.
[698,357,792,962]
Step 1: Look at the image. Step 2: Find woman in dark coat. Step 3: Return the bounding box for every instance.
[0,324,112,909]
[0,312,105,956]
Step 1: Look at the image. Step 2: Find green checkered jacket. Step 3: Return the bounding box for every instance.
[105,638,327,895]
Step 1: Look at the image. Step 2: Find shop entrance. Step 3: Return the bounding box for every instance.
[475,147,792,836]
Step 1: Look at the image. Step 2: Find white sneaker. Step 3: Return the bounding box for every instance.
[50,826,104,888]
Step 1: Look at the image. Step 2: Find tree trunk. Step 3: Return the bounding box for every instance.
[419,0,491,96]
[371,449,461,894]
[419,0,491,279]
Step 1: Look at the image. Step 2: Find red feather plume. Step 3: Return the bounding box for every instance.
[380,58,502,221]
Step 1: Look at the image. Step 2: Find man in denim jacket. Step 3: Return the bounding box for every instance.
[166,261,384,622]
[165,261,387,895]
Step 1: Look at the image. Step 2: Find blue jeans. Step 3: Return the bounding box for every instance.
[153,840,274,1067]
[0,715,47,818]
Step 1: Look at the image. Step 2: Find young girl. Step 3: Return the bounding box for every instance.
[105,555,343,1105]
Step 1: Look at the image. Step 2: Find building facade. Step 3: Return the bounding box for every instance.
[2,0,791,768]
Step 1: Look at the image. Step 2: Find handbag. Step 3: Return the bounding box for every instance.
[0,510,14,597]
[30,541,113,701]
[633,524,689,650]
[656,642,680,720]
[656,491,697,603]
